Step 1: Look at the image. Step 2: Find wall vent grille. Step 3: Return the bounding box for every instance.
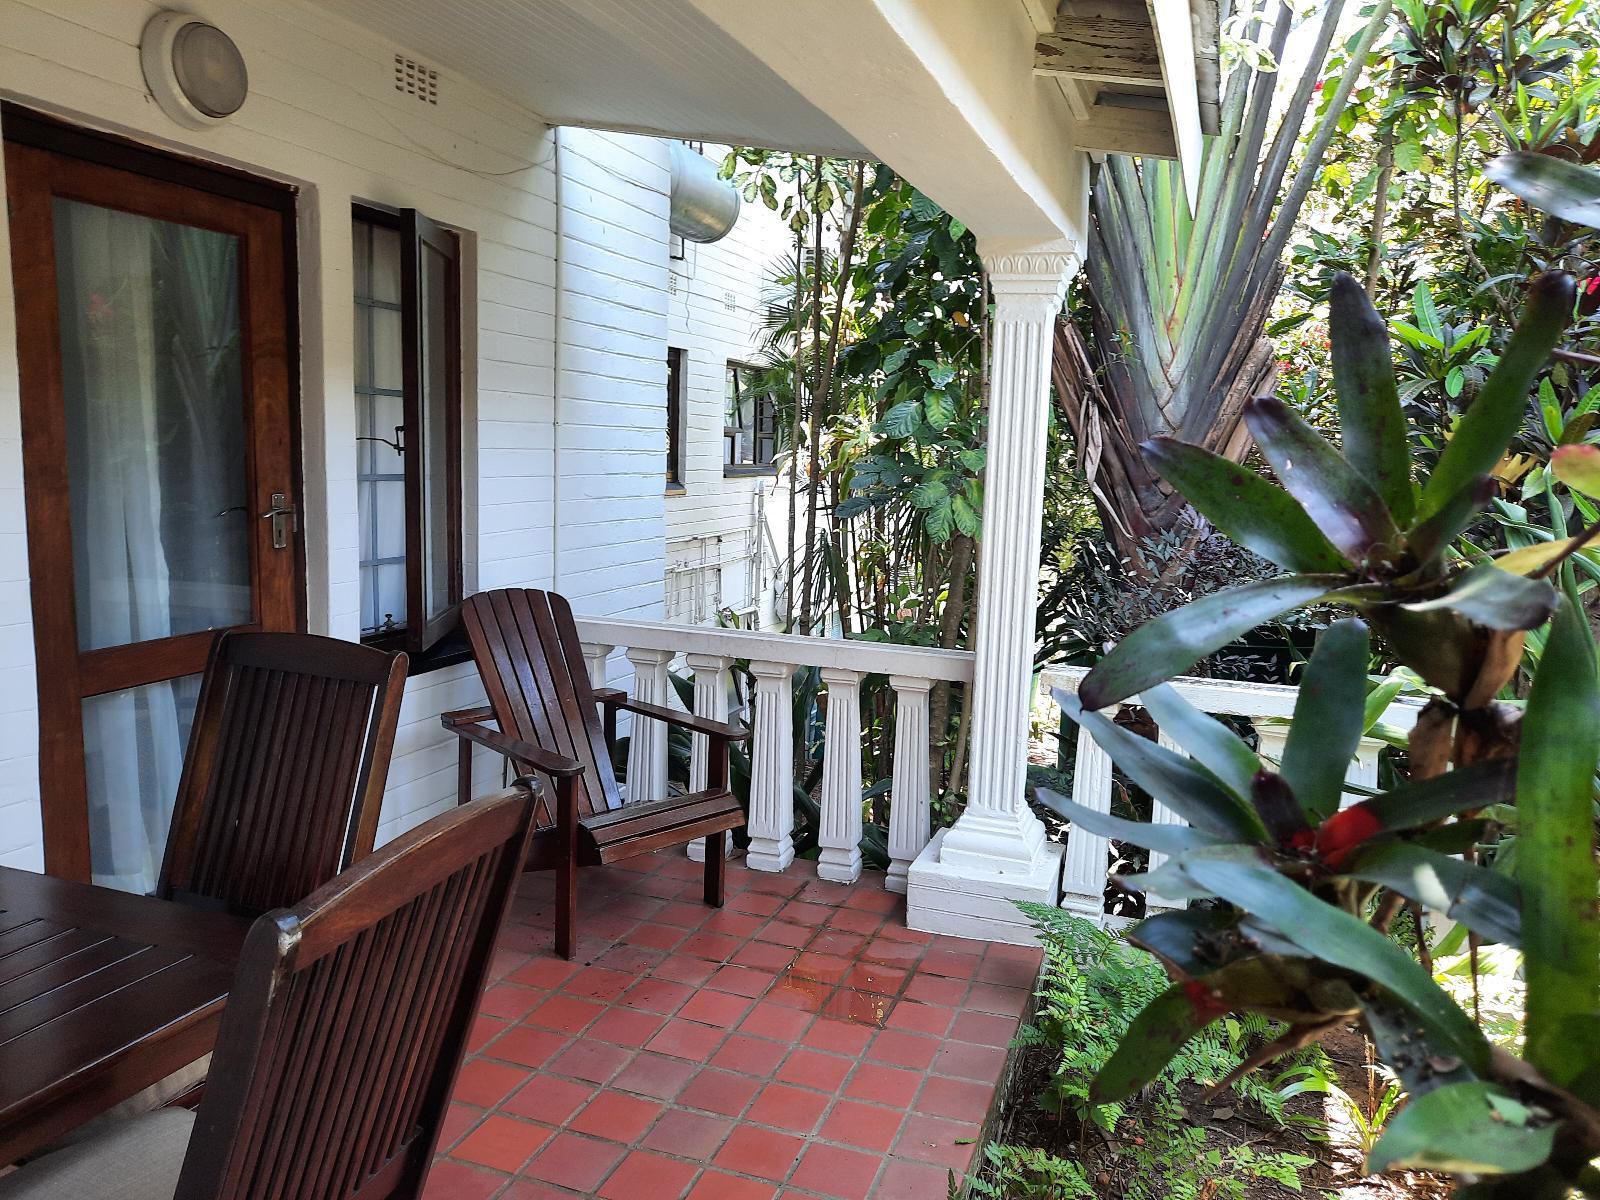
[393,55,439,104]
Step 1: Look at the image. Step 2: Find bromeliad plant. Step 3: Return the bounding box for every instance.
[1046,240,1600,1188]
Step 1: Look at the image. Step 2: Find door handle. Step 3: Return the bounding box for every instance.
[261,493,297,549]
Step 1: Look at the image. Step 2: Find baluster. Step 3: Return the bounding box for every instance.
[686,652,734,862]
[886,675,933,894]
[1252,718,1289,771]
[817,667,865,884]
[1060,706,1118,923]
[745,660,796,872]
[624,646,672,806]
[1145,728,1190,911]
[581,642,614,690]
[1343,736,1384,809]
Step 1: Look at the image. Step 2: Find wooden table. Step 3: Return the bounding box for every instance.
[0,866,252,1164]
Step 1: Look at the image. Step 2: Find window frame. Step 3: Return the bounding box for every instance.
[666,346,686,493]
[723,360,778,476]
[353,202,463,656]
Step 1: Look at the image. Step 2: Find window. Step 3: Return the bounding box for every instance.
[724,361,777,472]
[353,205,462,653]
[666,347,686,491]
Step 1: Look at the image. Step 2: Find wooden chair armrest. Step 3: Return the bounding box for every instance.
[439,714,586,779]
[442,705,496,727]
[597,693,749,741]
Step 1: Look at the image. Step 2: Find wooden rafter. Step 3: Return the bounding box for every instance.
[1034,1,1163,87]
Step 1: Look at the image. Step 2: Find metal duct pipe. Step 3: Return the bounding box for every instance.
[669,142,740,243]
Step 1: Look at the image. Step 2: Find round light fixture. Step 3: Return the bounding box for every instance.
[140,11,249,129]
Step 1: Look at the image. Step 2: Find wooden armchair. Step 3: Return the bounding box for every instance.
[442,588,748,958]
[158,631,408,916]
[0,790,536,1200]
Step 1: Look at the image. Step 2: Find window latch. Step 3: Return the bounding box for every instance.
[261,493,298,550]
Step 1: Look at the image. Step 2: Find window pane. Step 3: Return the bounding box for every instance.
[54,200,252,650]
[354,217,408,637]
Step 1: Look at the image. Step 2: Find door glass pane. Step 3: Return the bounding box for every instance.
[421,240,452,620]
[54,200,251,651]
[82,674,202,893]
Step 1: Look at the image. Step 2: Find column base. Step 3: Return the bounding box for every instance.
[885,862,909,895]
[745,838,794,874]
[816,847,862,885]
[906,829,1064,946]
[687,837,734,862]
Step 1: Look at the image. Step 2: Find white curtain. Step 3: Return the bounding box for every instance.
[57,202,210,893]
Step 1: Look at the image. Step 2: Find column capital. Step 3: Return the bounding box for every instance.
[748,659,798,683]
[685,652,734,673]
[819,665,865,687]
[979,236,1081,316]
[888,674,935,696]
[624,645,674,667]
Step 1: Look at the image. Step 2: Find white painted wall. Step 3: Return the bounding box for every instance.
[664,152,794,632]
[0,0,678,866]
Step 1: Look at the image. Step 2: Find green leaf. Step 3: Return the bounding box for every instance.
[1091,983,1223,1103]
[1281,620,1369,822]
[1412,281,1444,344]
[1358,759,1517,833]
[956,447,986,473]
[908,480,947,510]
[1400,563,1559,631]
[924,496,954,541]
[1516,595,1600,1102]
[1406,477,1495,567]
[1367,1082,1555,1175]
[1485,151,1600,228]
[951,494,980,538]
[882,346,911,374]
[1551,442,1600,498]
[1142,438,1348,573]
[1056,690,1267,842]
[1420,272,1576,520]
[1181,852,1490,1072]
[1444,365,1464,398]
[923,389,955,432]
[1034,787,1225,856]
[1330,273,1413,525]
[1079,576,1346,709]
[1139,683,1262,801]
[1361,677,1405,734]
[1127,909,1244,976]
[1245,397,1401,565]
[881,399,920,438]
[1390,319,1443,352]
[1343,843,1520,947]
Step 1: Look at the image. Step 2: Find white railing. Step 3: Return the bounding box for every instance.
[1041,666,1424,923]
[572,616,974,892]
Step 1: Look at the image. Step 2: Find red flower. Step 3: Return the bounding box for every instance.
[1314,803,1384,870]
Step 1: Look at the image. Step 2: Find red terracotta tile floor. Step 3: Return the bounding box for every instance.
[426,851,1041,1199]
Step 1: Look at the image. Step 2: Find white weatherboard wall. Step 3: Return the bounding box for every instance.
[664,158,793,632]
[0,0,675,867]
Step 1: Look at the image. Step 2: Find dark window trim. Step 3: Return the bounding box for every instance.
[353,202,464,655]
[666,346,686,491]
[724,360,777,471]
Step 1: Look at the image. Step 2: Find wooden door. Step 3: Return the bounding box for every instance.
[4,118,301,886]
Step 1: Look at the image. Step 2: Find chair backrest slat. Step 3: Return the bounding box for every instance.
[175,789,536,1200]
[460,589,623,820]
[158,632,408,915]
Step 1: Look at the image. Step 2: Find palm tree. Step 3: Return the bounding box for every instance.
[1053,0,1395,562]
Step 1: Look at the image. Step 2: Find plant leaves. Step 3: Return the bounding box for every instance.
[1551,442,1600,498]
[1127,909,1245,976]
[1142,438,1348,573]
[1180,851,1490,1072]
[1055,691,1267,842]
[1331,273,1413,524]
[1343,842,1521,947]
[1366,1082,1555,1175]
[1516,595,1600,1102]
[1091,982,1225,1103]
[1399,563,1559,631]
[1407,477,1495,567]
[1079,576,1346,709]
[1245,396,1401,564]
[881,398,920,438]
[1419,272,1576,520]
[1139,683,1263,801]
[1034,787,1226,856]
[1357,759,1517,833]
[1493,528,1600,575]
[1281,619,1370,822]
[1485,151,1600,228]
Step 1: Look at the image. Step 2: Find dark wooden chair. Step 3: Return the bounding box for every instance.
[0,789,537,1200]
[157,631,409,916]
[441,588,748,958]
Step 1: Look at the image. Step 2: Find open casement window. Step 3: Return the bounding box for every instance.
[353,205,463,653]
[666,347,686,491]
[724,361,777,472]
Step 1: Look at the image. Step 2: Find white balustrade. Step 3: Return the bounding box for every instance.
[886,675,932,893]
[1043,666,1424,926]
[624,646,673,805]
[686,652,734,862]
[746,659,798,872]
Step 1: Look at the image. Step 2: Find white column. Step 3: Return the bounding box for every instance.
[581,642,614,690]
[624,646,672,805]
[745,659,796,872]
[1145,729,1189,910]
[907,240,1078,944]
[1252,719,1289,771]
[886,675,933,894]
[1059,708,1116,923]
[1343,736,1383,809]
[686,652,734,862]
[816,668,865,884]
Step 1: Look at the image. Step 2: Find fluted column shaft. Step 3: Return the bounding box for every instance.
[687,652,735,862]
[624,646,672,805]
[1060,706,1116,921]
[817,667,865,883]
[745,660,796,872]
[886,675,933,894]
